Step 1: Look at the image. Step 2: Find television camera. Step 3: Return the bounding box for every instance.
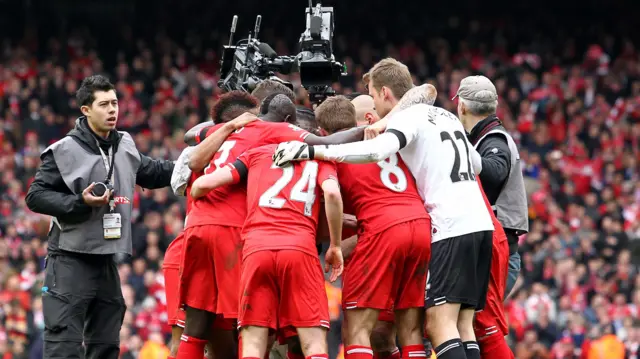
[218,1,346,104]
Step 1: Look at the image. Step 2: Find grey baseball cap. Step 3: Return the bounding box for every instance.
[452,75,498,103]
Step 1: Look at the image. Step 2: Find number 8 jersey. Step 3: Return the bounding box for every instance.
[385,104,494,243]
[229,144,338,258]
[337,152,429,237]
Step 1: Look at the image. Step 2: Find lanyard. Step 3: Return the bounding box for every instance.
[98,145,117,212]
[97,145,115,185]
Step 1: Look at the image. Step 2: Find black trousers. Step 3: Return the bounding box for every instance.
[42,253,126,359]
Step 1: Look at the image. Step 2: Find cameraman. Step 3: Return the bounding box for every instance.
[25,75,174,359]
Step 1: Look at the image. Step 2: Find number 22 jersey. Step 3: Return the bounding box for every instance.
[186,121,310,229]
[385,104,494,242]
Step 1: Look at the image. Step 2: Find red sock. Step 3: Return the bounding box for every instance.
[288,351,305,359]
[480,336,514,359]
[306,354,329,359]
[401,345,426,359]
[345,345,373,359]
[176,335,207,359]
[389,348,400,359]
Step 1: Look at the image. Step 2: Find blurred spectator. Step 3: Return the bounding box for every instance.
[0,5,639,357]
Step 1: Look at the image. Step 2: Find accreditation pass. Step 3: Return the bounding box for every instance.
[103,213,122,239]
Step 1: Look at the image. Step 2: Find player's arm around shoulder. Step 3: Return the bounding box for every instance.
[190,155,249,199]
[188,113,259,172]
[184,120,215,146]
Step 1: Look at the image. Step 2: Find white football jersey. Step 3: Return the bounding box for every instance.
[386,104,494,242]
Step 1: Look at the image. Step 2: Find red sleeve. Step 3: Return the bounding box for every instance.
[268,122,311,143]
[196,123,225,144]
[228,151,251,183]
[317,161,338,186]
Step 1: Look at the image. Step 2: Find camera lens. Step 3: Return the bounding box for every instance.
[91,182,108,197]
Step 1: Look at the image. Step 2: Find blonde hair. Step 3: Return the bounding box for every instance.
[363,58,413,100]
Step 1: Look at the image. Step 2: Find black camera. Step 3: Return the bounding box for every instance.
[218,1,346,105]
[91,182,114,197]
[297,3,346,103]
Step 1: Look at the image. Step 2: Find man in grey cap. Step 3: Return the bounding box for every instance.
[454,75,529,299]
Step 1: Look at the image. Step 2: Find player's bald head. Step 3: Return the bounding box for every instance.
[351,94,380,126]
[260,93,297,124]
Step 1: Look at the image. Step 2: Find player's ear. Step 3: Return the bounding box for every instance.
[384,86,396,102]
[365,112,374,124]
[381,86,390,101]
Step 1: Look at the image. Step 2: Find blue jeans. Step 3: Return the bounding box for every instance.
[504,251,520,300]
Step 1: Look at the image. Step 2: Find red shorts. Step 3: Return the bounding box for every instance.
[474,231,509,341]
[342,219,431,311]
[180,224,242,319]
[238,250,330,331]
[378,310,395,323]
[163,233,186,327]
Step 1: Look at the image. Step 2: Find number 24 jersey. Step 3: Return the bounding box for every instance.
[230,144,338,258]
[386,104,494,242]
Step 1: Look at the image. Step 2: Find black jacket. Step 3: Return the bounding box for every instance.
[25,117,174,225]
[467,115,512,206]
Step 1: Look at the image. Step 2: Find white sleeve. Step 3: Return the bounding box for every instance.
[313,132,401,164]
[385,106,421,147]
[171,147,195,196]
[470,146,483,174]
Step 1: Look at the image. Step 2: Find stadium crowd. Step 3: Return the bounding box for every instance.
[1,11,640,359]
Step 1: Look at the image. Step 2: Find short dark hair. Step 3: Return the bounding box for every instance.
[76,75,116,107]
[296,106,315,123]
[261,94,296,123]
[315,96,356,134]
[252,80,296,102]
[211,91,259,124]
[295,106,319,134]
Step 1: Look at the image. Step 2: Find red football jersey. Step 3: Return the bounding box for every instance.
[186,121,310,228]
[477,179,507,244]
[230,144,338,258]
[336,153,428,237]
